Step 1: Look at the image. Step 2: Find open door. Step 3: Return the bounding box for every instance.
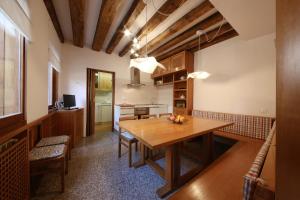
[86,68,96,136]
[86,68,115,136]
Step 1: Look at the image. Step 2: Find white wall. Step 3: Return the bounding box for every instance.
[61,44,158,135]
[193,33,276,117]
[157,85,173,113]
[26,0,62,122]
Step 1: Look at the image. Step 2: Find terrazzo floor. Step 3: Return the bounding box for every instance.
[31,131,199,200]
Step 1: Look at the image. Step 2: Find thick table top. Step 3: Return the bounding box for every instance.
[119,116,233,149]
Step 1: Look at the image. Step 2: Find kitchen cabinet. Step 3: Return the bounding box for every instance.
[171,51,186,72]
[95,105,112,123]
[152,51,193,78]
[95,72,112,91]
[149,105,168,116]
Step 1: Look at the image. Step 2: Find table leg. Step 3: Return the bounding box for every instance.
[157,144,180,198]
[202,132,214,166]
[133,143,146,168]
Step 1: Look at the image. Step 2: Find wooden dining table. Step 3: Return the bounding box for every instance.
[119,116,233,197]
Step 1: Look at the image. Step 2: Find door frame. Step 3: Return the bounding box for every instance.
[86,68,115,136]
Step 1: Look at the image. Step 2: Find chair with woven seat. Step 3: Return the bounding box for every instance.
[118,116,138,167]
[29,144,67,193]
[36,135,71,160]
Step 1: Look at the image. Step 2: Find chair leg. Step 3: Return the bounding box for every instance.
[118,136,122,158]
[68,142,71,160]
[135,141,138,152]
[129,142,132,167]
[61,159,65,193]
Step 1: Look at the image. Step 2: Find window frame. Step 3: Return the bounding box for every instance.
[48,66,58,110]
[0,38,26,134]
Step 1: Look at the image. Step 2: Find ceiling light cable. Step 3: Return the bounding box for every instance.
[204,18,226,42]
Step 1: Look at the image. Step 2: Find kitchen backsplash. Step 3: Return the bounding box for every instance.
[95,91,112,104]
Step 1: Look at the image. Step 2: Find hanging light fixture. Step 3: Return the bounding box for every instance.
[129,0,165,74]
[187,30,211,79]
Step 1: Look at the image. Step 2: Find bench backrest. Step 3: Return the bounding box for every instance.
[243,122,276,200]
[192,110,274,140]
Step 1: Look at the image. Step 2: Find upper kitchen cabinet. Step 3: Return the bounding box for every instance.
[95,72,112,91]
[152,51,194,78]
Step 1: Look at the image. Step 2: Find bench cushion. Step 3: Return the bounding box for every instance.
[29,144,66,161]
[193,110,274,140]
[243,122,276,200]
[36,135,70,147]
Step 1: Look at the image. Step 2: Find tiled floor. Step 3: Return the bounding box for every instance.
[30,130,234,200]
[32,131,173,200]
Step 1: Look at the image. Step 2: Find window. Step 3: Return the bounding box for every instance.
[0,12,26,132]
[48,64,58,108]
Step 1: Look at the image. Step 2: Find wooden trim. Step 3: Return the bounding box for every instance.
[69,0,85,47]
[119,0,188,57]
[150,12,224,57]
[105,0,145,54]
[43,0,64,43]
[138,0,215,56]
[92,0,123,51]
[86,68,115,136]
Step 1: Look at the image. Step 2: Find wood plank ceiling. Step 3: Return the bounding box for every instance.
[46,0,238,61]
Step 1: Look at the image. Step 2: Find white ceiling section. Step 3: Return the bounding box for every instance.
[210,0,275,40]
[52,0,72,42]
[114,0,167,53]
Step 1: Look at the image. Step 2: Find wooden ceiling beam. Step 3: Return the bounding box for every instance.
[92,0,123,51]
[150,12,224,57]
[43,0,64,43]
[119,0,188,57]
[138,0,215,56]
[105,0,146,54]
[156,23,236,61]
[69,0,85,47]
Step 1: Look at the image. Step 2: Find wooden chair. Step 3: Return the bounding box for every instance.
[141,114,157,119]
[159,113,172,118]
[29,144,67,193]
[118,116,138,167]
[36,135,71,160]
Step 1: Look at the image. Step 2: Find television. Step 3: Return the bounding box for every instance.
[63,94,76,109]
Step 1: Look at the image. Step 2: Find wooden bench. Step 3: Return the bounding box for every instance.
[169,133,264,200]
[169,110,275,200]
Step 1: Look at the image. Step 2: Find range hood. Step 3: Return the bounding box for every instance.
[127,68,146,87]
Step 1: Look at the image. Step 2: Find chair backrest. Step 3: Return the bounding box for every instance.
[141,114,157,119]
[119,116,137,121]
[159,113,172,118]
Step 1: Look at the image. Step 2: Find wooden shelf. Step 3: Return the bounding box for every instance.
[174,98,186,101]
[174,79,187,83]
[174,89,186,91]
[155,82,173,87]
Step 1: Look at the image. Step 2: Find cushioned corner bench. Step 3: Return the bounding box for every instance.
[169,110,275,200]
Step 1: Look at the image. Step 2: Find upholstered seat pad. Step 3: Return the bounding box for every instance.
[29,144,66,161]
[36,135,69,147]
[120,132,135,141]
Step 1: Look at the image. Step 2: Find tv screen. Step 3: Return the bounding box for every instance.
[63,94,76,108]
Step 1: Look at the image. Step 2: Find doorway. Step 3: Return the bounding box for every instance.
[86,68,115,136]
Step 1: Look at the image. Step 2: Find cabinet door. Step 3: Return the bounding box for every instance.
[171,51,186,72]
[99,73,112,90]
[159,58,171,74]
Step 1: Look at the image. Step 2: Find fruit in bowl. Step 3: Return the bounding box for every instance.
[169,114,185,124]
